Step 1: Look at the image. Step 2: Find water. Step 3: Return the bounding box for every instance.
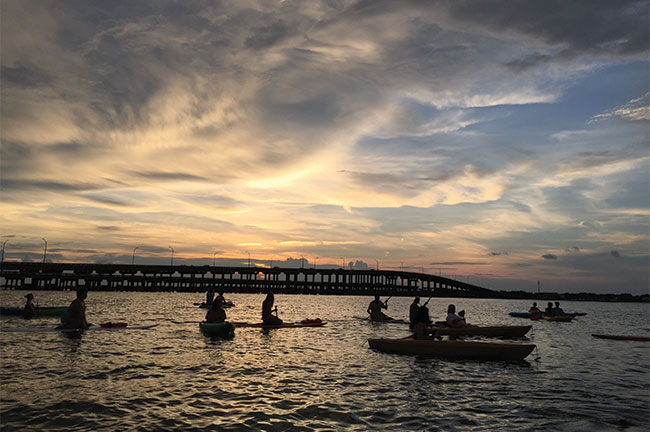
[1,291,648,431]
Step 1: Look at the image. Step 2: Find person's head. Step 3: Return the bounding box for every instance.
[213,298,223,310]
[76,288,88,300]
[265,292,274,303]
[415,306,430,323]
[547,302,553,308]
[533,302,537,307]
[447,304,456,314]
[25,293,34,301]
[413,296,420,304]
[218,291,224,296]
[555,301,560,307]
[374,295,380,301]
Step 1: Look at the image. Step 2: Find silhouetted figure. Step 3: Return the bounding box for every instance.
[23,293,35,319]
[58,288,90,329]
[262,292,282,325]
[409,296,420,329]
[367,295,390,320]
[206,298,227,323]
[446,304,467,328]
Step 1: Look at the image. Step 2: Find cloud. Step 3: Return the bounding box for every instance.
[590,93,650,123]
[542,254,558,260]
[610,250,621,258]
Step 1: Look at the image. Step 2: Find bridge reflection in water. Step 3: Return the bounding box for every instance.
[0,262,497,298]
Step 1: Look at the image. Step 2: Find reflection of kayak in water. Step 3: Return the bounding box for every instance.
[0,323,159,333]
[592,334,650,342]
[195,301,235,309]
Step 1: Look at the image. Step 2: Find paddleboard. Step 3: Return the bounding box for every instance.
[354,316,409,324]
[592,334,650,342]
[0,324,159,333]
[236,321,327,329]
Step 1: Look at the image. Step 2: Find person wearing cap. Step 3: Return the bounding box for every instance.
[58,288,90,329]
[23,293,36,319]
[409,296,420,329]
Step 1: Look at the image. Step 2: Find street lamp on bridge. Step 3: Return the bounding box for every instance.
[169,246,174,265]
[246,251,251,267]
[1,240,7,263]
[132,246,139,265]
[374,259,379,271]
[42,238,48,263]
[213,251,218,267]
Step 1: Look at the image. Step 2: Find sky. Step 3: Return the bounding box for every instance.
[1,0,648,295]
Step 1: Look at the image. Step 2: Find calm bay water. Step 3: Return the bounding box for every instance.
[1,290,649,431]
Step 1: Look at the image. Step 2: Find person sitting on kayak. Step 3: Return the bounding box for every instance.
[367,295,390,320]
[446,304,467,328]
[58,288,90,329]
[412,306,441,340]
[23,293,36,319]
[205,299,227,323]
[544,302,554,316]
[528,302,540,313]
[262,292,283,325]
[215,291,227,306]
[206,288,215,306]
[409,296,420,329]
[552,301,566,316]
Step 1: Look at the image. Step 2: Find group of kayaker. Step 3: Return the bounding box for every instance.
[529,301,567,316]
[367,295,472,340]
[204,291,284,326]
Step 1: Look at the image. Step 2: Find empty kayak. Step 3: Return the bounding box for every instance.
[1,306,67,317]
[592,334,650,342]
[0,323,159,333]
[237,319,327,329]
[435,325,531,338]
[368,338,536,361]
[199,322,235,338]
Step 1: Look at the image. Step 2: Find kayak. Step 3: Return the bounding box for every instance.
[368,338,536,361]
[199,322,235,338]
[509,312,542,319]
[592,334,650,342]
[542,315,574,322]
[237,319,327,329]
[1,306,68,318]
[0,323,159,333]
[434,325,532,338]
[196,301,235,309]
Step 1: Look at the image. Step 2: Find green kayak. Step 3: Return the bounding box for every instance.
[1,306,68,318]
[199,322,235,338]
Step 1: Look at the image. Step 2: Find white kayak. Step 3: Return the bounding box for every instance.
[0,324,159,333]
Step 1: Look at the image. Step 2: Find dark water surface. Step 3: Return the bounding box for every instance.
[1,291,649,431]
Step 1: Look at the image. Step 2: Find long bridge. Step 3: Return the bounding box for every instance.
[0,262,498,298]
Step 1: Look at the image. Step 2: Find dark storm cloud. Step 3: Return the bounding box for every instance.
[541,254,558,260]
[134,171,208,181]
[1,64,53,87]
[1,178,99,193]
[445,0,649,57]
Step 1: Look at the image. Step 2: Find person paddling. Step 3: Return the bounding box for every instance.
[528,302,540,313]
[205,298,227,323]
[58,288,90,329]
[23,293,36,319]
[409,296,420,329]
[412,305,440,340]
[367,295,390,320]
[446,304,467,328]
[262,292,283,325]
